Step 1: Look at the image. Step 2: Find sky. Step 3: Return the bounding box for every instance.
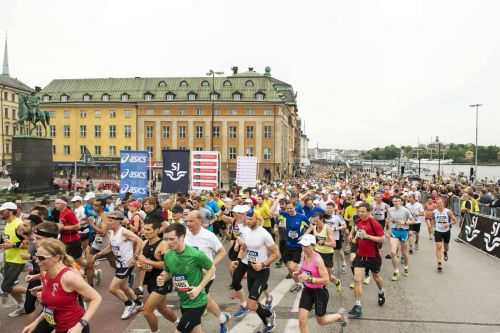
[1,0,499,150]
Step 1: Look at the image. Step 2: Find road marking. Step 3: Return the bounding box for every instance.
[229,279,294,333]
[290,290,302,313]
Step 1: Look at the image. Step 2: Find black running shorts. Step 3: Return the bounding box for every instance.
[299,286,329,316]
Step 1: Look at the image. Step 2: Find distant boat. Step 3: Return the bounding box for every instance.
[409,158,454,165]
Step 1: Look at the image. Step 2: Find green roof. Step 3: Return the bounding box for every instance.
[0,74,33,93]
[39,70,297,104]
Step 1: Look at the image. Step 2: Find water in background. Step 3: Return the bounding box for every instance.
[423,164,500,181]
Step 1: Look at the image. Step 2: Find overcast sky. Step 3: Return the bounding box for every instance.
[2,0,499,150]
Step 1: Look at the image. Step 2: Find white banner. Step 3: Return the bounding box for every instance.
[236,156,258,188]
[190,151,219,191]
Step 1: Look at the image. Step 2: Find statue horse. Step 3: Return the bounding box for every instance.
[17,94,50,136]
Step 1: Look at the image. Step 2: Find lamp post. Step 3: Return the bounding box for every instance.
[469,104,481,183]
[206,70,224,150]
[436,136,441,179]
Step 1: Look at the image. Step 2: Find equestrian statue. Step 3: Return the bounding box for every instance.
[17,94,51,136]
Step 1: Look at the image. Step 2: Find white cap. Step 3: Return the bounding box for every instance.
[232,205,251,214]
[0,202,17,211]
[71,195,83,202]
[84,192,96,201]
[298,234,316,247]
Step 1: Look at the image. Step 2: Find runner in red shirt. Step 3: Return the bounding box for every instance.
[55,198,84,267]
[22,238,101,333]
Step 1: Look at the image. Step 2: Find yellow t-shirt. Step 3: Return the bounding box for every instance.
[343,206,357,227]
[254,204,272,228]
[4,217,27,264]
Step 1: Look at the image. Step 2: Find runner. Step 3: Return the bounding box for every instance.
[92,211,143,320]
[406,194,425,253]
[157,223,215,333]
[325,202,347,274]
[432,199,457,272]
[348,203,385,319]
[424,197,437,240]
[54,198,85,269]
[386,197,414,281]
[185,210,231,333]
[371,193,389,230]
[72,196,90,253]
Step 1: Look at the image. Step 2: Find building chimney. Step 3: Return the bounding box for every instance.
[248,67,254,72]
[35,86,41,92]
[231,66,238,75]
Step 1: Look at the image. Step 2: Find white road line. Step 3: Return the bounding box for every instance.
[290,290,302,313]
[229,279,294,333]
[284,318,300,332]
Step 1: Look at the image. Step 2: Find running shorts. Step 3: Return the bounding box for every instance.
[284,247,302,264]
[318,252,333,268]
[434,230,451,244]
[334,235,343,250]
[177,305,206,333]
[115,266,134,279]
[299,286,329,316]
[375,219,386,229]
[1,262,25,292]
[352,256,382,274]
[65,240,83,260]
[409,223,421,233]
[247,267,270,301]
[390,228,409,242]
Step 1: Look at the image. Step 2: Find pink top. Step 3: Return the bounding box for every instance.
[300,251,323,289]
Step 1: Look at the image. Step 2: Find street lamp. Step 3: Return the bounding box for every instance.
[435,136,441,179]
[469,104,481,183]
[206,70,224,150]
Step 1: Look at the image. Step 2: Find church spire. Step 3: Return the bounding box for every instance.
[2,35,9,76]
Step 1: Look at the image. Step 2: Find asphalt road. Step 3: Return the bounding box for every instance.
[2,228,500,333]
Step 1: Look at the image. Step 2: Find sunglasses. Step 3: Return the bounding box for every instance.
[35,255,52,262]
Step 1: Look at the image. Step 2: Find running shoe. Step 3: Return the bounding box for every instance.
[409,248,414,255]
[289,283,302,293]
[274,261,283,268]
[444,251,448,261]
[265,294,273,310]
[437,262,443,273]
[8,305,25,318]
[335,280,343,293]
[232,306,249,319]
[363,276,371,285]
[403,266,409,276]
[348,304,362,319]
[120,304,136,320]
[385,254,392,259]
[391,271,399,281]
[349,282,355,289]
[219,312,231,333]
[378,292,386,306]
[264,310,276,332]
[337,307,349,327]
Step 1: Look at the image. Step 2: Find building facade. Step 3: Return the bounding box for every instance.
[0,37,34,169]
[39,67,300,184]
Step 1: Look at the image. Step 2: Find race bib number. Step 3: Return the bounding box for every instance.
[94,235,104,244]
[172,275,191,292]
[143,263,153,272]
[316,236,326,245]
[288,230,299,239]
[42,306,56,326]
[111,245,120,256]
[278,217,286,228]
[247,250,259,264]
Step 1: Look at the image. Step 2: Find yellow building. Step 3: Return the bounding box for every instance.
[39,67,301,183]
[0,37,34,169]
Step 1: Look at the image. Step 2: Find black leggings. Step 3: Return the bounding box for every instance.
[25,278,41,314]
[231,261,248,291]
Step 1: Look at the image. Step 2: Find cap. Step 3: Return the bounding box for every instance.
[71,195,83,202]
[84,192,96,201]
[55,198,67,205]
[232,205,251,214]
[128,200,142,209]
[107,211,125,220]
[298,234,316,247]
[0,202,17,211]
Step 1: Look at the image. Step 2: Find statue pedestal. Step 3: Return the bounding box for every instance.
[11,136,54,193]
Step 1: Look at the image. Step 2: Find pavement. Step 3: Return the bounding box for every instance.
[2,229,500,333]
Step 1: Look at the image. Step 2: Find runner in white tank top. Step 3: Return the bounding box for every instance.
[431,200,457,273]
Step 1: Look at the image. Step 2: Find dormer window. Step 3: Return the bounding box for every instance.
[121,93,129,102]
[166,92,175,101]
[60,94,69,102]
[144,93,153,101]
[83,94,91,102]
[245,80,254,87]
[255,92,265,101]
[180,80,189,88]
[210,92,219,101]
[187,92,197,101]
[158,81,167,88]
[102,94,110,101]
[201,80,210,87]
[42,95,51,102]
[223,80,232,87]
[232,92,242,101]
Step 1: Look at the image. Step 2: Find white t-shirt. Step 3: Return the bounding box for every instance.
[326,215,346,240]
[406,202,425,224]
[186,227,223,279]
[433,208,451,233]
[241,226,275,265]
[371,202,389,221]
[74,206,86,223]
[408,191,422,202]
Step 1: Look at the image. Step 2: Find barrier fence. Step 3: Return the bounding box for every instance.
[458,212,500,260]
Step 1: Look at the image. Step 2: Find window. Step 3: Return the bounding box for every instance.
[179,146,187,150]
[95,111,101,118]
[102,94,110,101]
[109,145,117,156]
[109,125,116,138]
[245,147,254,157]
[179,126,186,138]
[146,126,153,138]
[80,145,86,156]
[146,146,153,154]
[264,148,272,160]
[255,92,265,101]
[12,109,16,119]
[121,94,129,102]
[246,109,255,116]
[64,111,70,118]
[228,126,237,138]
[162,126,170,138]
[110,110,116,118]
[264,110,273,116]
[3,92,7,100]
[124,146,132,151]
[230,110,237,116]
[4,108,8,119]
[166,93,175,101]
[83,94,91,102]
[201,80,209,87]
[42,95,50,102]
[180,80,189,87]
[264,126,272,138]
[124,125,132,138]
[4,125,9,136]
[246,126,254,138]
[124,110,132,118]
[214,109,221,116]
[12,93,16,102]
[64,125,70,137]
[212,126,220,138]
[158,81,167,87]
[94,125,101,138]
[188,93,196,101]
[48,111,55,118]
[245,80,254,87]
[233,93,241,101]
[52,145,56,155]
[94,145,101,156]
[80,111,87,118]
[36,126,43,136]
[163,110,171,115]
[144,93,153,101]
[179,110,185,116]
[223,80,232,87]
[195,126,204,138]
[229,147,237,160]
[50,125,56,137]
[195,147,204,151]
[196,108,203,116]
[64,145,70,155]
[80,125,87,138]
[61,95,68,102]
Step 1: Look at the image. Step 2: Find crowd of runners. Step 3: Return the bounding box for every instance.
[0,165,497,333]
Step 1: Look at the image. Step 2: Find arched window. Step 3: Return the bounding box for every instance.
[121,93,129,102]
[165,92,176,101]
[158,81,167,87]
[232,91,242,101]
[179,80,189,88]
[144,92,154,101]
[83,94,92,102]
[223,80,232,87]
[101,94,110,101]
[60,94,69,102]
[187,92,197,101]
[42,95,51,102]
[201,80,210,87]
[255,92,265,101]
[245,80,254,87]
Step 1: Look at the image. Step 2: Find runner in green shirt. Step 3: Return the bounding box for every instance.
[157,223,215,333]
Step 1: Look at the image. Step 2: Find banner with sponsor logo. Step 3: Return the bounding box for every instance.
[161,150,190,193]
[236,156,258,188]
[458,212,500,259]
[191,151,219,191]
[120,150,149,199]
